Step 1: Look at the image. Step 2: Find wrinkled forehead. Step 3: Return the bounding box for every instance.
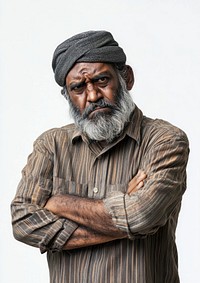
[66,62,117,83]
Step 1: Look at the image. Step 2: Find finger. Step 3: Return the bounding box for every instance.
[129,170,146,184]
[128,170,146,188]
[128,180,144,195]
[127,171,146,194]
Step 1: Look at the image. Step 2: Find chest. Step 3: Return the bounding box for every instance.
[52,138,144,198]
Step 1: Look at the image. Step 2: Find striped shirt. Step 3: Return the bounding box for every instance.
[11,105,189,283]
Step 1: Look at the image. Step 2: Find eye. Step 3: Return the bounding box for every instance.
[73,85,83,91]
[94,76,109,86]
[98,77,107,82]
[70,82,85,94]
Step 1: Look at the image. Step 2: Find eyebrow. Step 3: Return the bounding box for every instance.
[68,71,112,89]
[92,72,111,82]
[69,81,85,90]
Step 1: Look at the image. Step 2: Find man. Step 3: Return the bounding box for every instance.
[11,30,189,283]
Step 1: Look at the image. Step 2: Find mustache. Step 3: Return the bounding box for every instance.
[82,99,117,119]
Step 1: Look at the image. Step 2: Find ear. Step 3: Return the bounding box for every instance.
[124,65,134,90]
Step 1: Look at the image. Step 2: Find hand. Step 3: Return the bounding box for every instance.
[127,170,147,195]
[44,195,62,215]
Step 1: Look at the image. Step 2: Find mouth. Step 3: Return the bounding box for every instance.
[88,107,111,118]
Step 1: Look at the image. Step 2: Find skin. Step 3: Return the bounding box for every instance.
[65,62,134,118]
[45,62,146,250]
[46,170,146,250]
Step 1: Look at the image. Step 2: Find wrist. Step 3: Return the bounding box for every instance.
[44,195,65,216]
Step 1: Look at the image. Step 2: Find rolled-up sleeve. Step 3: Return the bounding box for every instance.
[11,136,78,253]
[104,130,189,238]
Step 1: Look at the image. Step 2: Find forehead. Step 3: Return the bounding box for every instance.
[66,62,116,83]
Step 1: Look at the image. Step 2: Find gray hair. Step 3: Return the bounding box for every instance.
[61,66,135,142]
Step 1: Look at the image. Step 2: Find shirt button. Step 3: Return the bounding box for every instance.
[93,187,99,194]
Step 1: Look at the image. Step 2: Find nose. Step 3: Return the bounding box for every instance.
[86,82,102,102]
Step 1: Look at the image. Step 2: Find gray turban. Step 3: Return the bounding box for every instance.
[52,30,126,87]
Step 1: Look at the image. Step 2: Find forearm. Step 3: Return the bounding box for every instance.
[44,172,147,237]
[64,225,126,250]
[11,201,78,253]
[45,194,125,236]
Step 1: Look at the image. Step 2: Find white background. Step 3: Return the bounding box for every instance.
[1,1,199,282]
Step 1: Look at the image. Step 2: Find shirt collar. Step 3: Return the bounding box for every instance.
[125,105,143,145]
[72,128,88,144]
[71,104,143,145]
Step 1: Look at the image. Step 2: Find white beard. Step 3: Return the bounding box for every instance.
[68,74,135,142]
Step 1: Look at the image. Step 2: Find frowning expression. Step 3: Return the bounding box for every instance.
[65,62,120,119]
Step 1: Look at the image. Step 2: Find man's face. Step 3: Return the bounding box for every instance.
[65,62,119,119]
[65,62,134,142]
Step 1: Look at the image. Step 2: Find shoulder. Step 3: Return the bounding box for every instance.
[33,123,76,153]
[36,123,76,140]
[141,116,189,148]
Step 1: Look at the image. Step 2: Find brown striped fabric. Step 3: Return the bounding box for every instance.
[11,105,189,283]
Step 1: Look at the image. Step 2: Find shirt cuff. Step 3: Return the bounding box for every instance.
[40,219,78,253]
[103,191,133,238]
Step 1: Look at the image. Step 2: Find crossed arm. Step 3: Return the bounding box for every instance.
[44,171,146,250]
